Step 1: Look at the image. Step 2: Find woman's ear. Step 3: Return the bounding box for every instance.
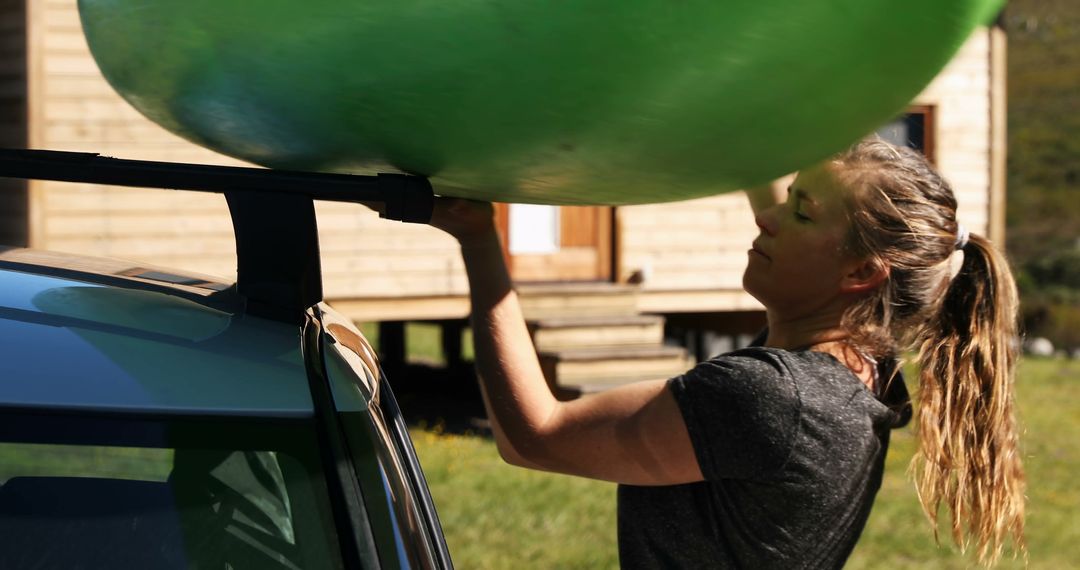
[840,257,889,294]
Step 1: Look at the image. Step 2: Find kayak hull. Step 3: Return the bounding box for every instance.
[79,0,1003,204]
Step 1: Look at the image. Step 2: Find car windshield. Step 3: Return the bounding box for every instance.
[0,413,345,570]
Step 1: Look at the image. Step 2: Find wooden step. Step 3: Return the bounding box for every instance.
[529,314,665,351]
[538,345,694,398]
[517,282,639,319]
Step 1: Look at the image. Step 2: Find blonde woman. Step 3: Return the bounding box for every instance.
[429,139,1024,568]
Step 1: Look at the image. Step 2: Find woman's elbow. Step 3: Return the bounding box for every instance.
[495,433,554,470]
[495,438,526,466]
[494,430,538,467]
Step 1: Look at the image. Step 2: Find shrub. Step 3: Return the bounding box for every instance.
[1018,248,1080,351]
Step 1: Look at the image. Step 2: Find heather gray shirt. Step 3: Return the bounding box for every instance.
[617,347,910,569]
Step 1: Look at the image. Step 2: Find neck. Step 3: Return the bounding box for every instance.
[764,307,849,350]
[764,304,879,391]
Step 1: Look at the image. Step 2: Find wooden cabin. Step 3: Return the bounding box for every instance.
[0,1,1006,395]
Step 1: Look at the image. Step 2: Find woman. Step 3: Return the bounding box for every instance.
[428,139,1025,568]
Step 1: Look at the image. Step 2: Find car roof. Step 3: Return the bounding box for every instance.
[0,248,314,418]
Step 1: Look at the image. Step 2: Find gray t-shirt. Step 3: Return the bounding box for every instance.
[617,347,910,569]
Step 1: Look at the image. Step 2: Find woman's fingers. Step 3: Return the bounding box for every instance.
[430,197,497,242]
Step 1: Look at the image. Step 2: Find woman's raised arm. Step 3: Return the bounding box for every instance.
[429,198,703,486]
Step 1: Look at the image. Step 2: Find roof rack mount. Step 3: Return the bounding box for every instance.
[0,148,437,324]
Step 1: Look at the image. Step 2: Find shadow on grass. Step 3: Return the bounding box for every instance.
[387,361,493,436]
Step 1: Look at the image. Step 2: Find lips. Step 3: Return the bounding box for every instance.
[749,241,771,261]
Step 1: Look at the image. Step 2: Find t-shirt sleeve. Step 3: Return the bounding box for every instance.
[668,351,801,481]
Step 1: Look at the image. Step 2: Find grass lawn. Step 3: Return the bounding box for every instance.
[411,357,1080,569]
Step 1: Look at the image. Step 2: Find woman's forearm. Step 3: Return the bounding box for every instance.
[459,233,560,458]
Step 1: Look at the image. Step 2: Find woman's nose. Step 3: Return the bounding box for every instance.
[755,208,779,237]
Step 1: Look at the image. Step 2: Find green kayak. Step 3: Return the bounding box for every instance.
[79,0,1003,205]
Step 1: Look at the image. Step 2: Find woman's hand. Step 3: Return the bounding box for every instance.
[429,197,498,246]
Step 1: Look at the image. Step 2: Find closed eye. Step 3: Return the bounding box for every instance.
[787,186,813,222]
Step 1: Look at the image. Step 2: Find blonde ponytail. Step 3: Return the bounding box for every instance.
[912,234,1025,565]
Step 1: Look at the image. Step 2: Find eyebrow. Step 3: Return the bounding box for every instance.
[787,187,817,205]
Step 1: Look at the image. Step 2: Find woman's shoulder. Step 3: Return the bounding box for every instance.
[724,329,859,382]
[673,347,814,407]
[684,347,877,413]
[709,346,909,428]
[698,345,848,381]
[669,349,806,480]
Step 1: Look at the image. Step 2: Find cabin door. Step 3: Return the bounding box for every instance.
[494,204,612,282]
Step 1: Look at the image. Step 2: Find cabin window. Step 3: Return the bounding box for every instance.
[876,105,936,162]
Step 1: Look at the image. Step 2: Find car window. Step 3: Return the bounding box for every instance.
[0,415,346,570]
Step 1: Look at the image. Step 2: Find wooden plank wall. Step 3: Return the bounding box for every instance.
[29,0,466,300]
[0,0,29,246]
[913,29,993,236]
[618,29,996,312]
[619,193,757,292]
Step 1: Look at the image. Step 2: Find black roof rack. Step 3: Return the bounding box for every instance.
[0,149,435,324]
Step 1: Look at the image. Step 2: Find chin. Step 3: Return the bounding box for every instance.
[741,271,766,305]
[743,270,785,312]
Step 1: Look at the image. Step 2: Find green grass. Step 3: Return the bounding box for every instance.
[412,427,619,569]
[412,358,1080,569]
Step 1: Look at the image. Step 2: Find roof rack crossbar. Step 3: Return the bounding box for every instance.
[0,148,437,324]
[0,149,434,223]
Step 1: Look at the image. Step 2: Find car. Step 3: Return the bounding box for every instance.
[0,150,452,569]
